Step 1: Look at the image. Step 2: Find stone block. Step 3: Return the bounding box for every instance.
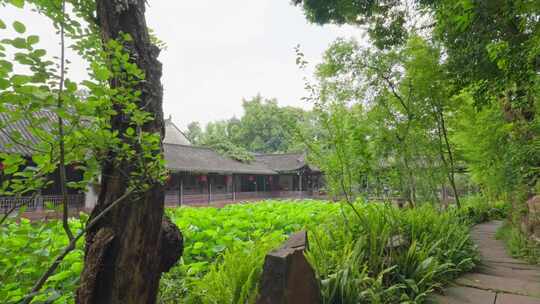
[256,231,321,304]
[525,195,540,243]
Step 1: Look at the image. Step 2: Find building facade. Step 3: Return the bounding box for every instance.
[1,112,323,213]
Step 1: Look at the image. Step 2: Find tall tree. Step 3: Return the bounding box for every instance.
[293,0,540,202]
[77,1,181,303]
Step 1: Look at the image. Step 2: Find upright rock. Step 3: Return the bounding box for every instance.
[524,195,540,243]
[257,231,321,304]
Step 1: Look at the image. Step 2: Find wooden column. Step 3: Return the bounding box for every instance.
[232,174,236,201]
[179,175,183,206]
[208,176,211,204]
[299,173,303,196]
[256,176,259,197]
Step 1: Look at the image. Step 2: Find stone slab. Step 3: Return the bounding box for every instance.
[477,262,540,281]
[456,272,540,298]
[496,293,540,304]
[436,221,540,303]
[428,286,496,304]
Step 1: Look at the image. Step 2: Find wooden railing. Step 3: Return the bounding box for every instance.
[164,190,315,206]
[0,194,85,213]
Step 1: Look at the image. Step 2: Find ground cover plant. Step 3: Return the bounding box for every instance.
[0,200,340,303]
[496,221,540,265]
[1,198,505,303]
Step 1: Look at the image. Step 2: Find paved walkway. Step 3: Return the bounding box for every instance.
[429,221,540,303]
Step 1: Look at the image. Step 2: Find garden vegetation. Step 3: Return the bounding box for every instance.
[1,198,505,303]
[0,0,538,303]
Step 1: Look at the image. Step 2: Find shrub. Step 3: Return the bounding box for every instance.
[306,203,478,303]
[496,221,540,264]
[458,194,509,224]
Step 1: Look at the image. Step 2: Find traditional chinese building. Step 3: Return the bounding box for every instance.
[0,112,323,212]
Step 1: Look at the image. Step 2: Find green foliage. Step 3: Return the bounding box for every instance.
[183,237,281,304]
[459,195,509,224]
[1,199,496,303]
[0,201,341,303]
[496,221,540,264]
[184,121,203,145]
[298,35,465,204]
[293,0,540,215]
[0,216,86,303]
[292,0,410,49]
[234,95,308,153]
[192,120,254,162]
[187,95,314,155]
[166,201,340,267]
[307,203,481,303]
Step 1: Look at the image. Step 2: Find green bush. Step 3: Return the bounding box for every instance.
[458,195,509,224]
[496,221,540,264]
[306,203,478,303]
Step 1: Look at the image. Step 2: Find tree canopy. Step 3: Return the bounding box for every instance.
[185,94,313,158]
[294,0,539,206]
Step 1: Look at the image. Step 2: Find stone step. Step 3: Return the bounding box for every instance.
[456,273,540,298]
[496,293,540,304]
[428,286,496,304]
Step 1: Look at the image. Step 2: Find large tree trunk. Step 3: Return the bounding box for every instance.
[77,1,182,303]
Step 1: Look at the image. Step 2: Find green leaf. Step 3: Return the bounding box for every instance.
[0,79,9,89]
[32,49,46,57]
[11,37,27,49]
[47,270,72,282]
[27,35,39,45]
[12,21,26,34]
[11,74,31,85]
[9,0,24,8]
[94,67,110,81]
[65,79,77,93]
[0,19,6,29]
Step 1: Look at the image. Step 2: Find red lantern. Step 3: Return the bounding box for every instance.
[268,176,273,182]
[199,175,207,183]
[225,175,232,184]
[248,175,255,182]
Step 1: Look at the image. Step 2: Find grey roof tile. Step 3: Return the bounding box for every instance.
[164,143,276,175]
[0,107,312,175]
[254,152,319,173]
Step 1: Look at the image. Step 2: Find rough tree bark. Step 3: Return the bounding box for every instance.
[77,1,182,304]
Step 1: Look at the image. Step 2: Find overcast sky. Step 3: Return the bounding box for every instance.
[1,1,364,129]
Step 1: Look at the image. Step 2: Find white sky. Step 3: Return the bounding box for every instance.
[1,1,366,129]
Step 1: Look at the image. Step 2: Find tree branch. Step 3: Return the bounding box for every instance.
[20,189,133,304]
[56,0,74,241]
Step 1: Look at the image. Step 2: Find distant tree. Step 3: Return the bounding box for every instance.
[195,121,253,162]
[185,121,202,145]
[187,95,313,154]
[235,95,308,153]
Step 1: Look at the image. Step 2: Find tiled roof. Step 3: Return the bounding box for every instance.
[164,117,191,145]
[0,108,314,175]
[0,106,58,156]
[254,152,319,173]
[164,143,276,175]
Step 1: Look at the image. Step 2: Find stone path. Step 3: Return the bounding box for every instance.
[429,221,540,303]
